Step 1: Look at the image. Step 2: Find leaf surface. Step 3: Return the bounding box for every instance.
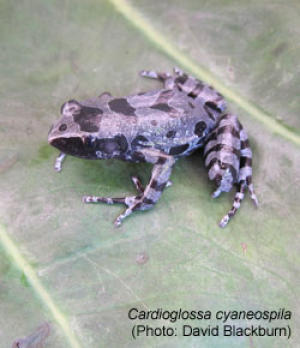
[0,0,299,347]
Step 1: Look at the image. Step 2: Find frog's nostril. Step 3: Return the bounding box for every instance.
[48,124,54,136]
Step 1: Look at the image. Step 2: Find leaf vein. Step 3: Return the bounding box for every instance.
[109,0,300,146]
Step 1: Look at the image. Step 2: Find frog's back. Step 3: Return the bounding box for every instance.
[112,88,221,157]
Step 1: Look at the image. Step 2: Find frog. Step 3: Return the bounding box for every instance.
[48,68,258,227]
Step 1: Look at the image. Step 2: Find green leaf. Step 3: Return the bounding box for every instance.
[0,0,299,347]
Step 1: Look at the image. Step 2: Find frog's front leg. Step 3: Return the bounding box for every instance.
[54,152,67,172]
[83,149,176,226]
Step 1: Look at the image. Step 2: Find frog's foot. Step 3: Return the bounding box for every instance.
[140,70,171,81]
[54,152,66,172]
[83,194,154,227]
[140,69,175,89]
[84,149,175,226]
[83,175,146,226]
[83,176,173,227]
[211,188,222,198]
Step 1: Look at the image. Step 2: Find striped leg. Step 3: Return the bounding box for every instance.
[131,175,172,193]
[218,125,258,228]
[54,152,66,172]
[239,127,258,207]
[83,149,175,226]
[204,113,241,195]
[219,182,246,228]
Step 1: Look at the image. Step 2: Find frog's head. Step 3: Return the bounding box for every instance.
[208,160,236,197]
[48,100,128,159]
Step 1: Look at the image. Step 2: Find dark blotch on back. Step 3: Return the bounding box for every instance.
[73,105,103,132]
[166,130,176,138]
[108,98,136,116]
[150,103,172,112]
[194,121,207,137]
[169,143,189,155]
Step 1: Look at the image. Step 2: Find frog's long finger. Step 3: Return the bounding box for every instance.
[82,196,127,205]
[114,207,134,227]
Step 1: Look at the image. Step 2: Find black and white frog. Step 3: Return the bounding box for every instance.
[48,68,258,227]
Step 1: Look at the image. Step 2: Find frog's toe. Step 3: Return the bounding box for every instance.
[114,207,133,227]
[174,67,183,75]
[219,214,230,228]
[166,180,173,188]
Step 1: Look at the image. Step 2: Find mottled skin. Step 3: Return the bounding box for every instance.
[48,68,258,227]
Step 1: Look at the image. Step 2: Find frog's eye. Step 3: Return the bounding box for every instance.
[59,123,67,132]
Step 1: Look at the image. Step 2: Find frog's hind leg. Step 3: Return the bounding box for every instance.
[218,125,258,228]
[83,149,175,226]
[239,127,259,207]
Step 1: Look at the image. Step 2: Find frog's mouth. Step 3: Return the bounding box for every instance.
[50,137,97,159]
